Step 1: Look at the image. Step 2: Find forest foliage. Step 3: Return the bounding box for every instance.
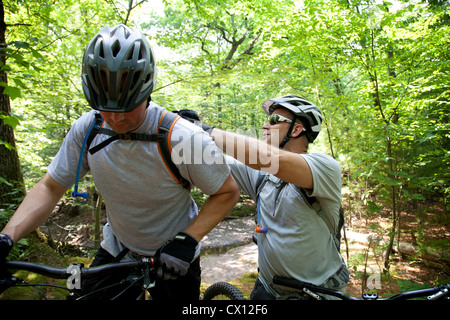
[0,0,449,266]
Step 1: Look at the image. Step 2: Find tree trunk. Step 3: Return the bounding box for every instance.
[383,135,397,271]
[0,1,26,209]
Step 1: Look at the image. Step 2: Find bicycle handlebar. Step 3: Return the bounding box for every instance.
[1,258,160,299]
[4,261,73,279]
[2,257,160,281]
[273,275,450,300]
[2,260,152,279]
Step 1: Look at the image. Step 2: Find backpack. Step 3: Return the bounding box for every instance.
[255,173,344,252]
[72,110,190,199]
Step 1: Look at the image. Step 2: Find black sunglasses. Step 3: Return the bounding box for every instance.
[268,114,293,125]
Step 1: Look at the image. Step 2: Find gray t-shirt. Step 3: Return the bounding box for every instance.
[227,153,345,296]
[47,102,230,257]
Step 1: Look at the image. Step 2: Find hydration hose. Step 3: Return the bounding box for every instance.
[72,119,97,199]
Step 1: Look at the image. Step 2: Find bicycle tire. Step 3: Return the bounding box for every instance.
[202,282,246,300]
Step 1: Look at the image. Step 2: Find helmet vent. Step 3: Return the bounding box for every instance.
[308,113,319,126]
[123,28,131,39]
[125,46,134,61]
[138,44,144,60]
[100,69,107,90]
[144,73,151,84]
[132,71,142,88]
[99,43,105,59]
[112,40,121,58]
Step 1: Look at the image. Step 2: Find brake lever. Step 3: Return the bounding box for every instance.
[142,257,156,290]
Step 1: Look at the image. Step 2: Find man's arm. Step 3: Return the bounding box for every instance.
[1,173,68,243]
[156,173,239,280]
[211,128,313,189]
[184,173,240,242]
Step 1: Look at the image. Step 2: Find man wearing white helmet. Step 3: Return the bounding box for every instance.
[188,95,349,299]
[0,25,240,300]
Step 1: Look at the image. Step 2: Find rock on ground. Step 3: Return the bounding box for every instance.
[200,216,258,285]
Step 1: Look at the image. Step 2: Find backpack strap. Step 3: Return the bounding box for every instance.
[297,188,335,234]
[255,172,269,234]
[255,172,343,252]
[84,111,190,189]
[87,112,162,156]
[158,111,191,189]
[297,187,343,252]
[255,171,269,196]
[86,113,105,151]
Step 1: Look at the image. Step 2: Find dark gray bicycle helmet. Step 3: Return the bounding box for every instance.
[81,24,157,112]
[262,95,323,147]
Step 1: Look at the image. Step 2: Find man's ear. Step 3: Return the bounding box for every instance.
[291,123,305,138]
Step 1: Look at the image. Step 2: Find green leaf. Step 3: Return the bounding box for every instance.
[11,41,31,49]
[0,140,17,150]
[2,86,22,100]
[1,113,22,129]
[0,176,14,187]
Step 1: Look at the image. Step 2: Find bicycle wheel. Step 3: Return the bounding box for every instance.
[202,282,246,300]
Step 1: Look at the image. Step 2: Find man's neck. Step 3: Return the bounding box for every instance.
[282,139,308,154]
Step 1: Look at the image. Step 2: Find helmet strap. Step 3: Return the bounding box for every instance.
[279,118,296,149]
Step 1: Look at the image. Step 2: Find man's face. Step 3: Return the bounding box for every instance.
[262,108,294,146]
[100,100,147,133]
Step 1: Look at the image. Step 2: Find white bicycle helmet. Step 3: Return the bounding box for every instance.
[81,24,157,112]
[262,95,323,146]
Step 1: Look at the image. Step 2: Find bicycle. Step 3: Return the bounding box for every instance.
[1,258,247,301]
[0,258,159,300]
[203,276,450,301]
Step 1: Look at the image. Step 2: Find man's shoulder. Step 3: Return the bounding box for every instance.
[170,114,211,147]
[302,152,340,168]
[72,110,97,125]
[300,152,342,185]
[65,110,98,141]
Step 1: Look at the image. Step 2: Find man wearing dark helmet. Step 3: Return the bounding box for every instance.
[0,25,240,300]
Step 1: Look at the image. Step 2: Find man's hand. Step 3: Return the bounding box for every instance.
[156,232,198,280]
[175,109,214,133]
[0,233,14,261]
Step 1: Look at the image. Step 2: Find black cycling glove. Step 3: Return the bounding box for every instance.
[156,232,198,280]
[175,109,214,134]
[0,233,14,260]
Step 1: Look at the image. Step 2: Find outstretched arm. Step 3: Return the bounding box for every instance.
[1,173,68,243]
[210,128,313,189]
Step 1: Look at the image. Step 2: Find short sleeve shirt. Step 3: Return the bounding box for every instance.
[227,153,344,291]
[47,103,230,256]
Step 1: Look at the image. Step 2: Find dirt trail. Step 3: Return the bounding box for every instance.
[201,243,258,285]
